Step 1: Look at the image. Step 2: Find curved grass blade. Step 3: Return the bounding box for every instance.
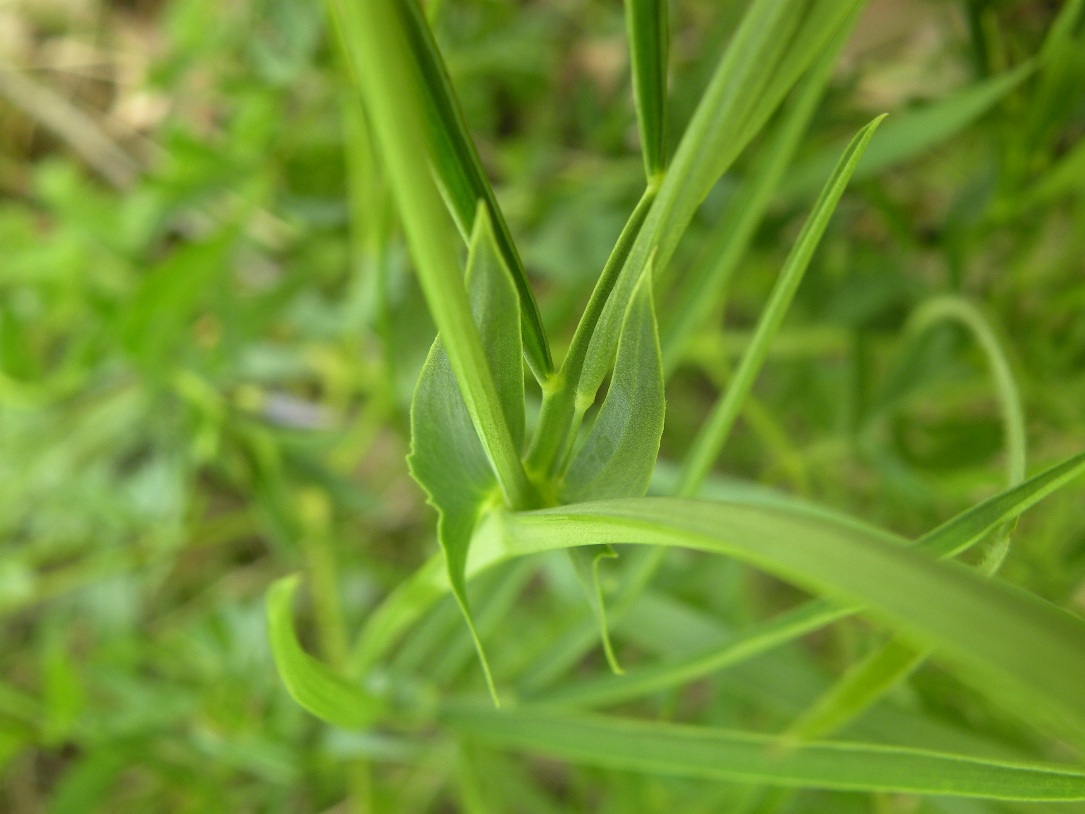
[660,11,856,372]
[782,62,1034,199]
[442,707,1085,800]
[494,495,1085,745]
[530,450,1085,709]
[408,206,527,703]
[350,451,1085,681]
[677,115,886,496]
[624,0,669,179]
[267,575,383,729]
[378,0,552,379]
[781,295,1032,743]
[568,545,623,674]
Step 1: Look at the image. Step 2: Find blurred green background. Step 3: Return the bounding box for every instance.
[1,0,1084,811]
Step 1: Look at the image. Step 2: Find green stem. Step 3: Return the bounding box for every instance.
[296,490,372,813]
[337,0,536,510]
[526,186,657,479]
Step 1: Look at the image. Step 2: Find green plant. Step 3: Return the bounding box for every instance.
[261,0,1085,809]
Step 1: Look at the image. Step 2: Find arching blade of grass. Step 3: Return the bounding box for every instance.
[329,0,552,380]
[624,0,669,180]
[531,454,1085,710]
[490,495,1085,746]
[441,707,1085,800]
[350,451,1085,684]
[677,115,886,496]
[781,62,1034,199]
[267,576,383,730]
[781,295,1029,743]
[336,0,534,511]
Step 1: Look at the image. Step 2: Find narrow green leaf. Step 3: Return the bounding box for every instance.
[562,267,664,501]
[443,707,1085,800]
[678,115,886,496]
[408,206,527,703]
[660,11,857,371]
[331,0,552,379]
[351,451,1085,680]
[782,62,1034,199]
[578,0,864,403]
[341,0,534,509]
[784,637,928,741]
[624,0,669,179]
[526,187,656,479]
[533,451,1085,709]
[266,575,382,729]
[567,546,623,674]
[784,296,1031,741]
[494,495,1085,745]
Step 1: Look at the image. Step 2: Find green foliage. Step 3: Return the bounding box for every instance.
[4,0,1085,811]
[408,205,526,700]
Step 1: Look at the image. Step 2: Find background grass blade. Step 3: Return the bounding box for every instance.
[677,115,885,496]
[442,707,1085,800]
[267,576,383,730]
[781,62,1034,199]
[624,0,669,180]
[659,13,857,372]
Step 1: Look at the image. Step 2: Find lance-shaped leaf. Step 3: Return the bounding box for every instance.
[561,265,665,502]
[624,0,670,179]
[408,206,526,702]
[267,575,383,729]
[559,267,664,673]
[494,495,1085,746]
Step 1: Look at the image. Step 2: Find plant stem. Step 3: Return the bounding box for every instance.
[296,489,372,813]
[526,186,657,480]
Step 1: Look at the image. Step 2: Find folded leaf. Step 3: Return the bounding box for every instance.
[562,266,665,502]
[408,206,526,702]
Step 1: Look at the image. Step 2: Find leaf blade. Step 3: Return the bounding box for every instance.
[444,707,1085,800]
[497,493,1085,745]
[625,0,669,178]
